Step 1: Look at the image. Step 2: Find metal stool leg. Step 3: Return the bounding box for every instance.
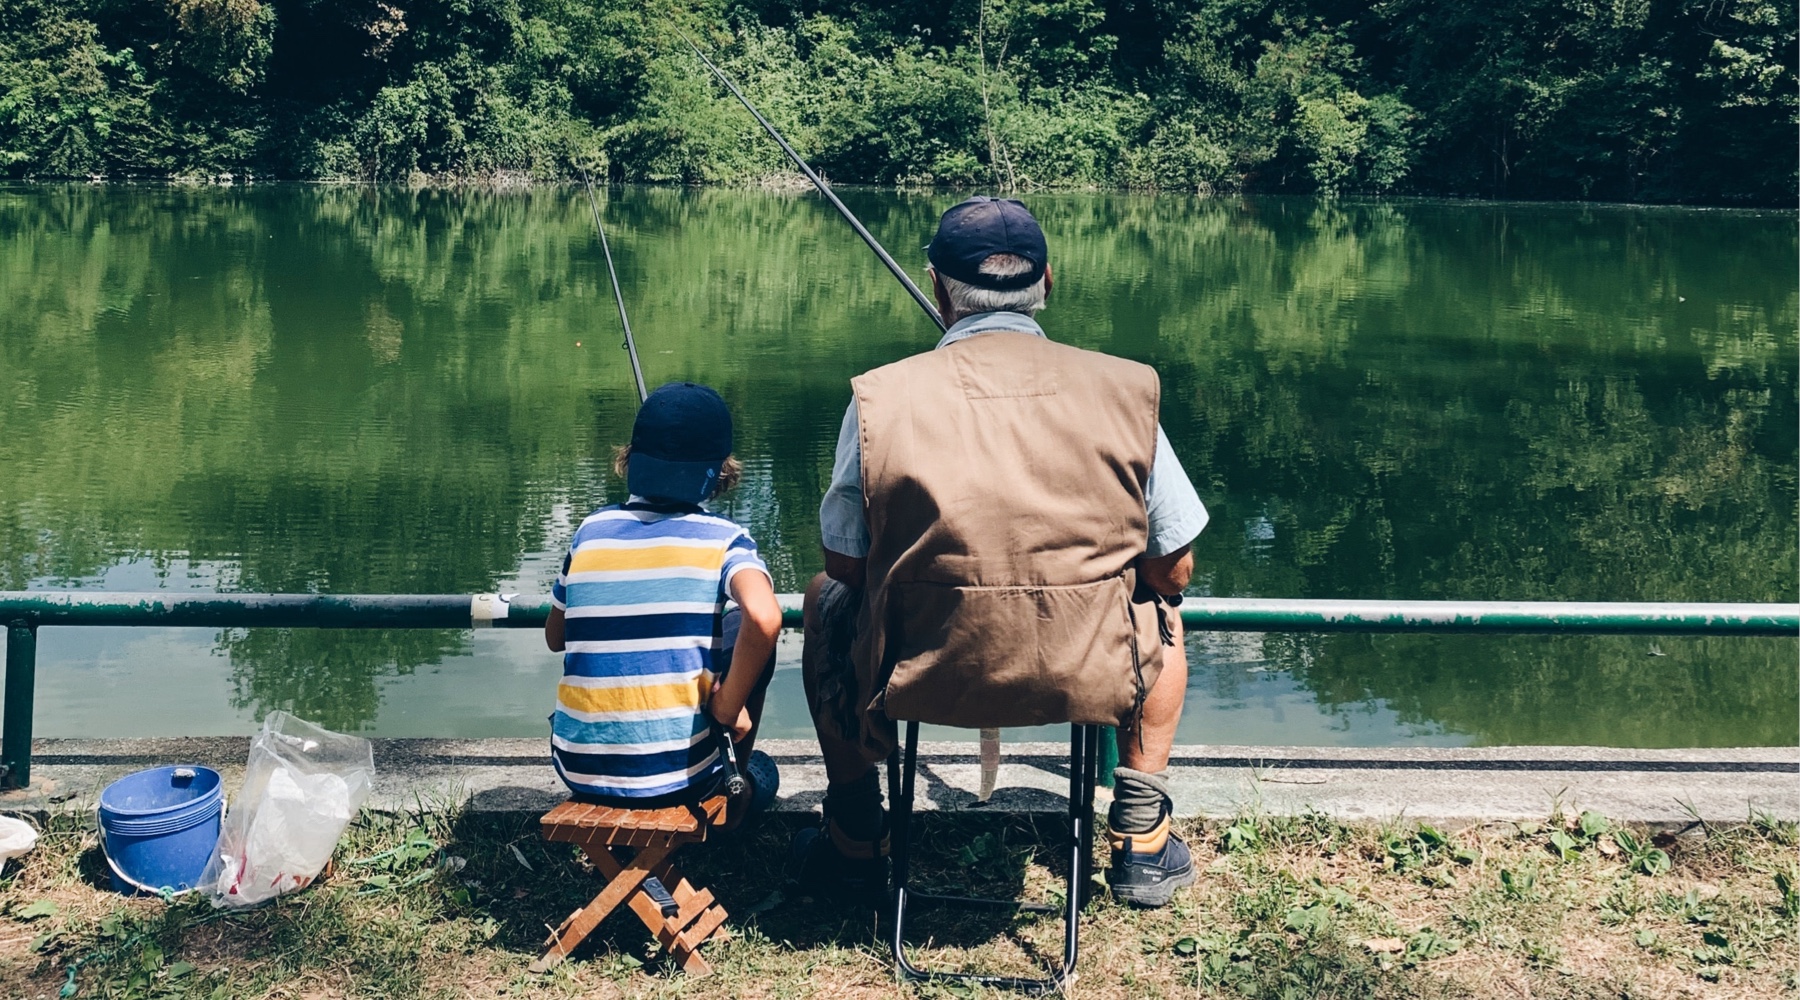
[889,722,1098,995]
[890,721,918,926]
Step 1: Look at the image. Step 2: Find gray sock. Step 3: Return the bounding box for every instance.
[1109,767,1172,834]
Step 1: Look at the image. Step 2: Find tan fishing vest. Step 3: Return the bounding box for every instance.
[849,330,1166,737]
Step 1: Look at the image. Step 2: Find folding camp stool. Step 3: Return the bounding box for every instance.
[530,795,732,976]
[887,721,1102,995]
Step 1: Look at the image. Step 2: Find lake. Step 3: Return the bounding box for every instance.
[2,185,1794,747]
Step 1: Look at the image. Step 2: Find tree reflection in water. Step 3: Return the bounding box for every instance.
[1,187,1792,742]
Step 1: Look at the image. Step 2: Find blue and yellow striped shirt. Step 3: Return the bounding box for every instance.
[549,503,769,801]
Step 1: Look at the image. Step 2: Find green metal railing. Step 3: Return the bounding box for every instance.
[2,591,1794,789]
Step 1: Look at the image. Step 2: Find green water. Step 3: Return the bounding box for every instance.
[2,185,1795,747]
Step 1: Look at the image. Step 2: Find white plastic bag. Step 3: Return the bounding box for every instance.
[0,815,37,875]
[202,711,374,909]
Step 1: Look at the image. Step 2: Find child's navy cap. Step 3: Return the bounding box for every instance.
[926,196,1048,290]
[628,382,733,503]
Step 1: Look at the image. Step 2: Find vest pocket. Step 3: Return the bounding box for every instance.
[878,576,1159,729]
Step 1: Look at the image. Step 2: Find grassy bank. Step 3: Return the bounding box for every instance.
[0,806,1793,999]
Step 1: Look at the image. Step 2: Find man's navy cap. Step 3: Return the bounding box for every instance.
[926,196,1048,290]
[627,382,733,503]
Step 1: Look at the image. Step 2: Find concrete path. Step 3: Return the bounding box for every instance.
[4,738,1793,830]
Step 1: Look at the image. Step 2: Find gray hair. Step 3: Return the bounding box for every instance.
[934,253,1048,316]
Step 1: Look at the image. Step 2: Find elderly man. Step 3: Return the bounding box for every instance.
[793,197,1209,908]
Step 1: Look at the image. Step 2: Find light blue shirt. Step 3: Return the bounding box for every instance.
[819,311,1210,560]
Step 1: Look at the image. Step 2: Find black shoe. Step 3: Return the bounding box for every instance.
[788,821,889,905]
[1106,816,1195,908]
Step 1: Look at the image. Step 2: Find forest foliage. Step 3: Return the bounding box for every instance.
[0,1,1794,202]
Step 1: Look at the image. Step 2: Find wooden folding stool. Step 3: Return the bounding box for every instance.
[530,795,732,976]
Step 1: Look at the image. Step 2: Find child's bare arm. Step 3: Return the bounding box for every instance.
[544,606,565,652]
[710,570,781,739]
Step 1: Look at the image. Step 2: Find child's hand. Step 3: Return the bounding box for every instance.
[711,699,753,742]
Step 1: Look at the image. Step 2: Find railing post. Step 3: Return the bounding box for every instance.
[3,619,37,790]
[1099,727,1119,789]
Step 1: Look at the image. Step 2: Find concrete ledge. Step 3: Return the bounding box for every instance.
[4,738,1794,829]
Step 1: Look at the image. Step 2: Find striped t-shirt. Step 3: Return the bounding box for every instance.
[550,502,769,801]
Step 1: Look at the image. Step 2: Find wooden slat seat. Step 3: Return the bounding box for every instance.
[530,795,732,976]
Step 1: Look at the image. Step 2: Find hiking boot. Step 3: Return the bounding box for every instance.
[788,818,889,904]
[1106,811,1195,908]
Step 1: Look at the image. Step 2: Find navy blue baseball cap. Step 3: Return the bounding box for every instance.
[926,196,1048,290]
[627,382,733,503]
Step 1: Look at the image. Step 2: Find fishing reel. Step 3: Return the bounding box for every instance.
[716,727,750,798]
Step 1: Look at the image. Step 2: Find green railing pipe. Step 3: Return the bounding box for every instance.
[0,593,515,630]
[4,620,36,792]
[2,592,1795,635]
[1172,598,1798,636]
[1,591,1794,788]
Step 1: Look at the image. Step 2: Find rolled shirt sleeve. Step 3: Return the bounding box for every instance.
[722,530,773,589]
[1144,426,1209,557]
[818,400,871,558]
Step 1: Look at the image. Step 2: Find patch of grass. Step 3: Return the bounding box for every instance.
[0,807,1793,998]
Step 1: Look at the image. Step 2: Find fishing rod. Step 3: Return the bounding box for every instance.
[580,168,649,403]
[679,32,947,333]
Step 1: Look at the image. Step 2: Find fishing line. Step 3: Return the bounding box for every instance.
[680,33,947,333]
[581,168,648,403]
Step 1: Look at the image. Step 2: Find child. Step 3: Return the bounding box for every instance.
[544,382,782,811]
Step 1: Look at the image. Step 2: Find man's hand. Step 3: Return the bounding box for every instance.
[1139,544,1193,597]
[711,697,753,742]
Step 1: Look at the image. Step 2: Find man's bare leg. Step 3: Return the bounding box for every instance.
[802,572,879,788]
[1106,608,1194,906]
[1119,609,1186,773]
[799,572,887,849]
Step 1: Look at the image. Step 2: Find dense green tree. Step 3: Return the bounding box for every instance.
[0,0,1790,200]
[1372,0,1796,201]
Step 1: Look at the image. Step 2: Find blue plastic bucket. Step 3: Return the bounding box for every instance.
[98,765,223,896]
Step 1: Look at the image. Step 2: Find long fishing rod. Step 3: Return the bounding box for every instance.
[580,168,649,403]
[679,33,947,333]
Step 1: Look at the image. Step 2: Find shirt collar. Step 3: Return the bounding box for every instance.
[625,494,710,512]
[935,311,1046,350]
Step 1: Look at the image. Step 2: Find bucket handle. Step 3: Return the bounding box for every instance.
[101,840,196,900]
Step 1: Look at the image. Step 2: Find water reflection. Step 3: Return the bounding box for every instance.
[2,186,1793,744]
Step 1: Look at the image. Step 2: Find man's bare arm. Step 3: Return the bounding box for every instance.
[1138,544,1193,597]
[823,548,867,589]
